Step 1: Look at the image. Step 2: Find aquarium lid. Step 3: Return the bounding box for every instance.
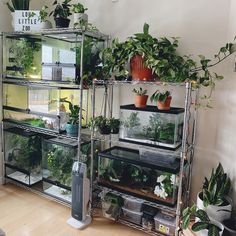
[120,104,184,114]
[98,146,182,174]
[46,137,78,147]
[4,127,37,137]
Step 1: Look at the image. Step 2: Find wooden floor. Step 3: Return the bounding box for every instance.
[0,183,147,236]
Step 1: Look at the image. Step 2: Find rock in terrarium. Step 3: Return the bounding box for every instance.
[98,146,184,206]
[4,128,42,186]
[119,105,184,150]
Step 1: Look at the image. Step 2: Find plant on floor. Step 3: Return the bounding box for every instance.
[6,0,30,12]
[202,163,231,207]
[182,204,223,236]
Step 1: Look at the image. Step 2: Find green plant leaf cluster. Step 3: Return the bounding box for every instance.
[182,204,221,236]
[6,0,30,12]
[39,5,49,22]
[72,3,87,13]
[150,90,171,103]
[122,112,141,128]
[202,163,231,207]
[50,0,72,19]
[132,87,147,96]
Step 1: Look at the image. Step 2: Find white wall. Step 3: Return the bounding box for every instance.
[0,0,235,203]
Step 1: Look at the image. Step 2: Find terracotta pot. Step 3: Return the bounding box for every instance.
[130,54,153,81]
[157,96,172,110]
[135,95,148,108]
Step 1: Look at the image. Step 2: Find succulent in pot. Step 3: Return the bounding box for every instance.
[71,2,88,26]
[182,203,224,236]
[150,90,172,110]
[109,118,120,134]
[49,0,72,28]
[197,163,232,223]
[132,87,148,108]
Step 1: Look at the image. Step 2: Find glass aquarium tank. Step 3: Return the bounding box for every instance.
[41,33,105,83]
[98,146,185,206]
[42,136,94,203]
[119,105,184,150]
[3,33,41,80]
[3,84,90,131]
[4,128,42,186]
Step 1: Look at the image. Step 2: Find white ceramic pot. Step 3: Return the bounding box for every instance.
[41,20,53,30]
[73,13,88,26]
[197,192,232,223]
[197,219,224,236]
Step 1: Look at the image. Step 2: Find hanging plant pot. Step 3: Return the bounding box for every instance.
[135,95,149,108]
[130,54,153,81]
[55,17,70,28]
[65,124,78,137]
[157,96,172,110]
[98,125,111,135]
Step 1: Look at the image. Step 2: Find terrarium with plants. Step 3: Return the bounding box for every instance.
[98,146,183,206]
[119,105,184,150]
[3,34,41,79]
[4,128,42,186]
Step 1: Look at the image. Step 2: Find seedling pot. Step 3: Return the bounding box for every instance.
[135,95,149,108]
[157,96,172,110]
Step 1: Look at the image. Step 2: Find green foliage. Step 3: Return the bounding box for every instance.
[182,204,221,236]
[50,0,72,19]
[150,90,171,103]
[72,2,87,13]
[24,118,45,128]
[123,112,141,128]
[202,163,231,207]
[88,116,111,133]
[132,87,147,96]
[109,117,120,133]
[12,38,40,76]
[6,0,30,12]
[39,5,49,22]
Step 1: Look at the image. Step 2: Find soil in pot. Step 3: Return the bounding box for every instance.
[55,17,70,28]
[223,218,236,236]
[135,95,149,108]
[157,96,172,110]
[130,54,153,81]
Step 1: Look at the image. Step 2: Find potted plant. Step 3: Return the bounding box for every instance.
[39,5,52,29]
[89,116,111,135]
[132,87,148,108]
[49,0,72,28]
[150,90,172,110]
[109,118,120,134]
[197,163,232,223]
[71,2,88,26]
[182,204,224,236]
[60,98,82,136]
[6,0,30,12]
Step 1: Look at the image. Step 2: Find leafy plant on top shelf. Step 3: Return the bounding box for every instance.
[39,5,49,22]
[71,2,87,13]
[202,163,231,207]
[182,204,223,236]
[6,0,30,12]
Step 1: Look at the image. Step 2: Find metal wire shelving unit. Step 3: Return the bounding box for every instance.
[90,79,198,236]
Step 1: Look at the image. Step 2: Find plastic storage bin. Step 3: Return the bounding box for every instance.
[42,136,91,203]
[4,128,42,186]
[3,33,41,80]
[119,105,184,150]
[98,146,183,206]
[121,207,143,225]
[123,196,144,212]
[154,211,176,235]
[141,204,159,231]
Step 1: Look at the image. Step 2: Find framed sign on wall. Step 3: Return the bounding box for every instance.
[13,10,41,32]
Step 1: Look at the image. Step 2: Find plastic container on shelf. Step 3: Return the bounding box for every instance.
[141,204,159,231]
[122,196,144,212]
[154,211,176,236]
[119,105,184,150]
[121,207,143,225]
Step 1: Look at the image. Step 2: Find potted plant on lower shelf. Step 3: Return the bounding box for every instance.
[182,204,224,236]
[132,87,148,108]
[50,0,72,28]
[150,90,172,110]
[197,163,232,223]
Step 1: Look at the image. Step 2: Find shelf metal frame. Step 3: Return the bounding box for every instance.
[90,79,198,236]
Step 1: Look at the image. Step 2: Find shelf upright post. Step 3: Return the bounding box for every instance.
[175,82,192,236]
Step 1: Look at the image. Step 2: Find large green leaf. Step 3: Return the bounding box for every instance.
[195,209,210,222]
[208,225,220,236]
[192,222,209,232]
[182,215,190,229]
[143,23,149,35]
